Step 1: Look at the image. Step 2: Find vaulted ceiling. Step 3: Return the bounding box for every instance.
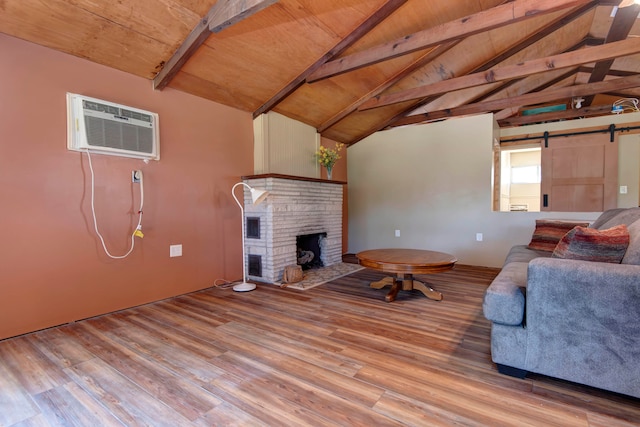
[2,0,639,145]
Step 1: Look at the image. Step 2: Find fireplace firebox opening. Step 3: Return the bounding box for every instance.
[296,233,326,270]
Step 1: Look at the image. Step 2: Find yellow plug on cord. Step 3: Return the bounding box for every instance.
[134,225,144,238]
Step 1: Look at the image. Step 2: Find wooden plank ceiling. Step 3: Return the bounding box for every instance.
[2,0,639,145]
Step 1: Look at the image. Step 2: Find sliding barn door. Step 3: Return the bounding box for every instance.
[541,133,618,212]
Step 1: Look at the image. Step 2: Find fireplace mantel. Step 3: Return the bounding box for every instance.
[242,173,346,185]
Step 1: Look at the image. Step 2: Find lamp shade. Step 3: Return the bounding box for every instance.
[250,188,269,205]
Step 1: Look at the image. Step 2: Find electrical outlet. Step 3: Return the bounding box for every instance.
[476,233,483,242]
[620,185,628,194]
[170,244,182,257]
[132,170,142,183]
[395,229,400,237]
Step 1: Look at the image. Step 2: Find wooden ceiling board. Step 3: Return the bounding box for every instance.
[589,5,621,38]
[0,0,636,144]
[276,51,433,129]
[333,0,505,57]
[172,70,265,112]
[274,81,358,126]
[174,0,384,111]
[324,98,418,141]
[609,54,640,73]
[0,0,173,78]
[63,0,201,47]
[388,10,593,119]
[350,8,592,113]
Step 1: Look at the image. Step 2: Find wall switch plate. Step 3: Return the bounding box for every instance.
[476,233,483,242]
[170,244,182,257]
[395,229,401,237]
[620,185,628,194]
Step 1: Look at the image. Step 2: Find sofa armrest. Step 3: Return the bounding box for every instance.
[525,257,640,396]
[483,262,528,326]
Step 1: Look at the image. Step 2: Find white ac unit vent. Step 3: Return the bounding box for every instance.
[67,93,159,160]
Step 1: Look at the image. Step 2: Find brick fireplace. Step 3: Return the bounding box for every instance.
[240,174,344,284]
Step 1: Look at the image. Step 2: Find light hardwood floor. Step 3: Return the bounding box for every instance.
[1,265,638,426]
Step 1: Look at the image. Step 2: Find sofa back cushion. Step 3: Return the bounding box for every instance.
[528,219,590,252]
[589,208,625,229]
[552,225,629,263]
[594,207,640,230]
[622,219,640,265]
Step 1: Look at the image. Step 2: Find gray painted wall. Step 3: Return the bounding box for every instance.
[347,114,602,268]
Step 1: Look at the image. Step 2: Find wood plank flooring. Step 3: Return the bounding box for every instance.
[1,265,639,426]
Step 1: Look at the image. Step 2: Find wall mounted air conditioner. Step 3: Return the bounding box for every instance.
[67,93,160,160]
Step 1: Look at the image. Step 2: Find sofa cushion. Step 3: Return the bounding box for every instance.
[595,207,640,230]
[527,219,590,252]
[482,262,528,326]
[504,245,551,266]
[551,225,629,264]
[622,219,640,265]
[590,208,625,229]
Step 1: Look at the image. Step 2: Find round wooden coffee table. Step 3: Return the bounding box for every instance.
[356,249,457,302]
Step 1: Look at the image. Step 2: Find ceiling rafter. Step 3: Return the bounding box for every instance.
[497,104,613,126]
[358,37,640,111]
[153,0,278,91]
[307,0,592,82]
[252,0,410,119]
[317,41,460,132]
[391,74,640,125]
[579,66,638,76]
[582,3,640,106]
[475,70,579,121]
[389,68,576,129]
[378,2,599,131]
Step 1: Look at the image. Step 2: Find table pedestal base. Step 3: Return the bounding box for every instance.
[370,274,443,302]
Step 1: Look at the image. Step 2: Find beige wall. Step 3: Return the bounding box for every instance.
[253,111,320,177]
[347,114,600,268]
[618,133,640,208]
[0,34,254,339]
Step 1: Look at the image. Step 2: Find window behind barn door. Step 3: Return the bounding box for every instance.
[541,133,618,212]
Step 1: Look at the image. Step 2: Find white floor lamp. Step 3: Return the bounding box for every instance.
[231,182,269,292]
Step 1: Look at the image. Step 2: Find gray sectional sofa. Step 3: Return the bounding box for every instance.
[483,207,640,398]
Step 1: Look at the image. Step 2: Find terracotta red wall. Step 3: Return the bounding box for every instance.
[0,34,254,340]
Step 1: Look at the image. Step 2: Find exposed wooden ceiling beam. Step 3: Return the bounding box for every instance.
[578,66,637,76]
[498,104,613,126]
[154,0,278,91]
[582,3,639,106]
[384,4,597,128]
[391,74,640,125]
[317,42,460,132]
[359,37,640,110]
[252,0,409,119]
[307,0,592,82]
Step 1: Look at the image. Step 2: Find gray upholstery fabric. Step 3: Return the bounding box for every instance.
[526,258,640,398]
[622,219,640,265]
[503,245,551,266]
[590,208,626,229]
[490,323,527,367]
[482,262,527,326]
[483,207,640,398]
[596,206,640,230]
